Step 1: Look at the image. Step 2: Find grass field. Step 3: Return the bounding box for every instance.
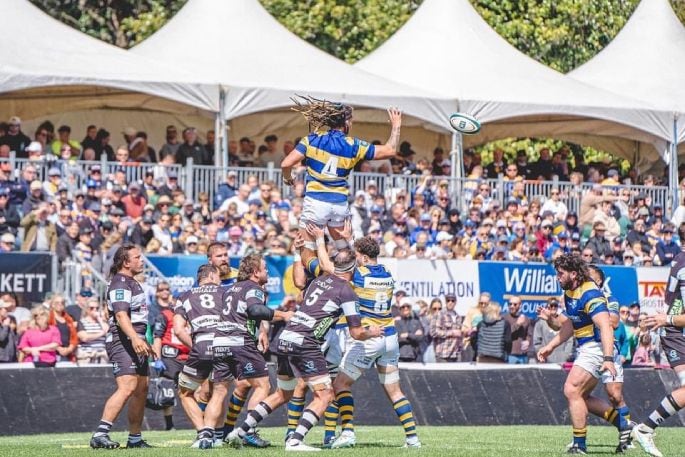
[0,426,681,457]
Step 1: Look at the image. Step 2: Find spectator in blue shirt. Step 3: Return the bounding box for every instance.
[214,170,238,209]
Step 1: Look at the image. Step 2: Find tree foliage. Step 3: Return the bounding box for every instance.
[29,0,185,48]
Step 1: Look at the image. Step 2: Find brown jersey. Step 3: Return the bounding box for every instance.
[278,274,361,354]
[174,284,225,340]
[215,279,268,345]
[106,273,148,338]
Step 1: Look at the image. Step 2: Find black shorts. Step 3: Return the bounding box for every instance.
[661,334,685,368]
[161,356,186,384]
[106,333,148,378]
[287,350,329,379]
[277,354,294,378]
[222,344,269,380]
[182,340,232,383]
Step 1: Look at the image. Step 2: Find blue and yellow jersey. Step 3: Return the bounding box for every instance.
[221,268,239,287]
[295,130,375,203]
[346,264,396,335]
[562,281,609,347]
[606,294,619,316]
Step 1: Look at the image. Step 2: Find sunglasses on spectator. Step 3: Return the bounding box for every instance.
[446,299,456,303]
[157,287,170,292]
[479,301,489,305]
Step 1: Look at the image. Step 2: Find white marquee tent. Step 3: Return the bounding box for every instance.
[130,0,456,164]
[0,0,219,127]
[355,0,674,172]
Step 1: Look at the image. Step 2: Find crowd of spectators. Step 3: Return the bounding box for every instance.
[0,117,678,368]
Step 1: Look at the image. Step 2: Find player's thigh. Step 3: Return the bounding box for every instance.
[114,374,139,395]
[340,336,383,380]
[300,196,348,229]
[661,336,685,372]
[376,333,400,369]
[565,364,599,397]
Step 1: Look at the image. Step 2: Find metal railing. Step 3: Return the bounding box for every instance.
[6,154,670,217]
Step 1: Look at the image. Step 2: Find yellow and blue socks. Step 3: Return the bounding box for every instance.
[223,391,247,434]
[603,405,631,430]
[572,427,587,450]
[392,397,418,444]
[644,394,683,432]
[323,400,339,444]
[338,391,355,434]
[287,396,306,437]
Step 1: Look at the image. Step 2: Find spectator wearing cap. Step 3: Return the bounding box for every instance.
[50,125,80,157]
[183,235,199,255]
[42,167,63,199]
[25,141,44,163]
[656,224,680,266]
[534,297,573,363]
[430,294,462,363]
[0,116,31,158]
[20,202,57,252]
[647,204,664,227]
[120,182,146,219]
[593,197,620,242]
[130,216,154,248]
[601,168,621,186]
[22,180,45,216]
[433,231,453,259]
[512,150,531,179]
[74,226,94,268]
[156,170,182,199]
[215,170,239,209]
[396,298,425,362]
[492,245,508,261]
[0,187,19,237]
[0,232,16,253]
[535,220,555,255]
[585,221,612,264]
[447,208,462,234]
[626,219,651,254]
[545,232,570,261]
[84,179,102,210]
[410,212,437,247]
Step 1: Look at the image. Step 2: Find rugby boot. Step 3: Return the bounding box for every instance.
[89,434,120,449]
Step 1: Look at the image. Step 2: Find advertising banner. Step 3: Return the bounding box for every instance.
[146,254,293,308]
[599,265,639,307]
[0,253,53,304]
[389,259,479,315]
[636,267,669,315]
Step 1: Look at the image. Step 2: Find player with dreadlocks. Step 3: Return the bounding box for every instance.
[281,95,402,258]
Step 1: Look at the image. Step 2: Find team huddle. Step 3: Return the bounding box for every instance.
[88,98,685,454]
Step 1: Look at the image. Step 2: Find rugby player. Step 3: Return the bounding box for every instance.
[172,264,233,449]
[225,248,382,451]
[631,225,685,457]
[281,96,401,260]
[537,254,616,454]
[90,244,155,449]
[213,253,294,447]
[540,264,634,452]
[326,236,421,449]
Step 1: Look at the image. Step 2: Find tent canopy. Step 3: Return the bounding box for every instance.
[0,0,218,122]
[131,0,454,129]
[570,0,685,143]
[355,0,673,163]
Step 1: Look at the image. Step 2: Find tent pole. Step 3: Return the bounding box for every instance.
[221,88,229,172]
[450,131,463,212]
[214,89,222,168]
[671,115,679,216]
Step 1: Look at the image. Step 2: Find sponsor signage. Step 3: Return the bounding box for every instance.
[636,267,669,315]
[0,253,53,304]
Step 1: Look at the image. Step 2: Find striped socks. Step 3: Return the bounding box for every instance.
[644,394,682,432]
[392,397,418,443]
[223,392,247,433]
[287,396,306,436]
[291,409,320,444]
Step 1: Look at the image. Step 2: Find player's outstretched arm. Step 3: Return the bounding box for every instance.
[537,317,572,362]
[306,223,335,274]
[281,149,305,186]
[372,107,402,160]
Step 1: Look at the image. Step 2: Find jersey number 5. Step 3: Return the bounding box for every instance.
[306,288,323,306]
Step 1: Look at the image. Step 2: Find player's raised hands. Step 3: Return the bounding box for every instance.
[340,218,353,241]
[293,232,305,251]
[305,223,325,240]
[387,107,402,127]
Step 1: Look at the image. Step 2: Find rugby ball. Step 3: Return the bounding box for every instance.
[449,113,481,135]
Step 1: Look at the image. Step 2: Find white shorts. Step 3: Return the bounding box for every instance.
[340,332,399,380]
[323,327,347,368]
[574,342,623,383]
[300,196,350,228]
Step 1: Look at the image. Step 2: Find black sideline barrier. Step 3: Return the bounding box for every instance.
[0,365,683,435]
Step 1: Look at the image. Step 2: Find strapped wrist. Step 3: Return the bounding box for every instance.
[603,355,614,362]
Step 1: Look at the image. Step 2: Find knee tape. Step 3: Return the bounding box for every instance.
[178,372,202,392]
[678,370,685,386]
[307,375,332,392]
[277,377,298,391]
[378,370,400,385]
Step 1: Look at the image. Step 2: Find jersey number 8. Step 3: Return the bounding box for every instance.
[199,294,216,309]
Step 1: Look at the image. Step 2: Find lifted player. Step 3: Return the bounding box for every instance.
[327,236,421,449]
[172,264,233,449]
[282,96,401,262]
[226,248,381,451]
[632,225,685,457]
[90,244,155,449]
[213,253,293,448]
[538,254,617,455]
